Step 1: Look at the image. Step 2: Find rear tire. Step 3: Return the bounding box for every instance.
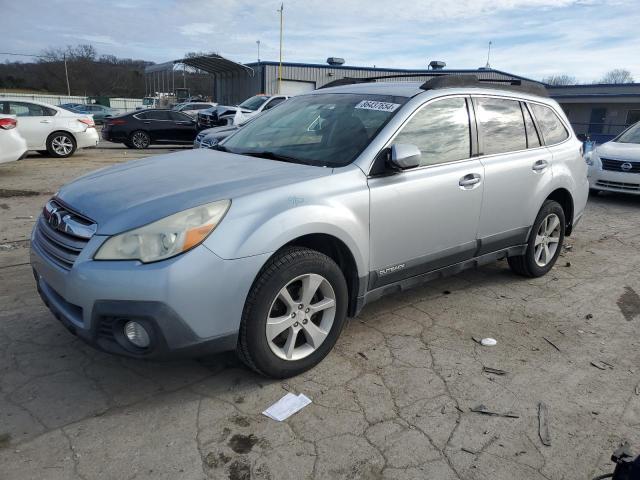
[129,130,150,149]
[508,200,565,278]
[237,247,348,378]
[46,132,76,158]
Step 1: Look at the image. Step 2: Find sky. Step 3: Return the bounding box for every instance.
[2,0,639,83]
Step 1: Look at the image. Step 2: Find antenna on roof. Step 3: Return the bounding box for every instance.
[485,41,492,69]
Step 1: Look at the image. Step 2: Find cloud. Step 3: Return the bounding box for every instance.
[2,0,639,82]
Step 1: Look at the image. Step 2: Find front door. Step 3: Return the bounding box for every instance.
[368,96,484,289]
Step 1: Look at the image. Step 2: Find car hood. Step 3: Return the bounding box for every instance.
[57,149,332,235]
[596,141,640,161]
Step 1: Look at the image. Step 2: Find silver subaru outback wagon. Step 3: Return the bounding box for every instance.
[30,76,588,378]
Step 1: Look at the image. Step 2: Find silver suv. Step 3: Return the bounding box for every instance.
[31,76,588,378]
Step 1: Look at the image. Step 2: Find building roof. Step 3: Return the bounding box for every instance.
[145,54,254,76]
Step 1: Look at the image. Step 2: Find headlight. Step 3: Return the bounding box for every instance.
[95,200,230,263]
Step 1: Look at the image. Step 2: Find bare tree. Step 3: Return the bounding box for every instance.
[599,69,634,84]
[542,74,577,86]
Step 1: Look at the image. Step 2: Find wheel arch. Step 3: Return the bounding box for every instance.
[545,188,574,236]
[46,129,77,144]
[281,234,362,317]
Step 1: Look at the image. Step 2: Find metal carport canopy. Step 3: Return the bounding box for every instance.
[178,55,254,76]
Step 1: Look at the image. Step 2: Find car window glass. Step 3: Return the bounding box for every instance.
[144,110,172,121]
[170,111,193,121]
[264,97,286,110]
[615,122,640,144]
[522,104,541,148]
[393,97,471,167]
[476,97,527,155]
[530,104,569,145]
[8,102,54,117]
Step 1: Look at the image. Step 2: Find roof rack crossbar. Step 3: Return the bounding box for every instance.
[319,73,548,97]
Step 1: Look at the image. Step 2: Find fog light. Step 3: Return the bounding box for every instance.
[124,321,150,348]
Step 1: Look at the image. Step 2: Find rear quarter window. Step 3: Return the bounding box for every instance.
[530,104,569,145]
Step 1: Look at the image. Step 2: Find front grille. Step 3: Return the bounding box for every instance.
[600,158,640,173]
[33,200,96,271]
[596,180,640,191]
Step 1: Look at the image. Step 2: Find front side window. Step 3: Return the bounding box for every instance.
[239,95,270,111]
[475,97,527,155]
[530,103,569,145]
[221,93,407,167]
[615,121,640,144]
[170,111,192,122]
[393,97,471,167]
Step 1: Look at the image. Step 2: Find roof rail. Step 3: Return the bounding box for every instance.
[319,73,548,97]
[419,75,549,97]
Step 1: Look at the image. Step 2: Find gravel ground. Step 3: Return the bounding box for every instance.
[1,145,639,480]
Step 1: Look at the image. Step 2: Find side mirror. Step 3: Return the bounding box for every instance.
[390,143,421,170]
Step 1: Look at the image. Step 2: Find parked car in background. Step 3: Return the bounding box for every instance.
[193,114,260,148]
[173,102,217,119]
[0,115,28,164]
[62,104,115,124]
[588,120,640,195]
[31,77,587,377]
[102,109,197,149]
[0,99,98,157]
[197,94,288,128]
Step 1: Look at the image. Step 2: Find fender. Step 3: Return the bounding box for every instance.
[203,166,370,277]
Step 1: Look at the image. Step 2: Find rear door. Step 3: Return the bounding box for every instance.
[1,101,56,149]
[141,110,173,141]
[368,96,484,289]
[473,96,553,253]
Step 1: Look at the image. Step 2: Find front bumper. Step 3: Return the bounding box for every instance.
[31,229,270,358]
[588,164,640,194]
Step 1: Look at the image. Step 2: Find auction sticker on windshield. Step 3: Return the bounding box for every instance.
[355,100,401,112]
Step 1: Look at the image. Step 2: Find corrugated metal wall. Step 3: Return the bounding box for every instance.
[213,69,263,105]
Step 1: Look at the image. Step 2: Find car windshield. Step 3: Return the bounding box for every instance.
[142,98,154,106]
[221,93,407,167]
[238,95,270,111]
[615,122,640,144]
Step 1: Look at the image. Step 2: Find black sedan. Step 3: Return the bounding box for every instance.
[102,109,198,149]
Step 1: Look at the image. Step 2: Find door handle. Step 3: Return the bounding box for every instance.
[143,121,151,124]
[459,173,482,189]
[532,159,549,172]
[40,119,52,123]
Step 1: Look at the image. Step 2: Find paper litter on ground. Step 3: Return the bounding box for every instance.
[262,392,312,421]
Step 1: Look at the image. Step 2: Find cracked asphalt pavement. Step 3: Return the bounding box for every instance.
[1,146,640,480]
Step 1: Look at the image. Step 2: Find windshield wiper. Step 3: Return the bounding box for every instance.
[240,151,311,165]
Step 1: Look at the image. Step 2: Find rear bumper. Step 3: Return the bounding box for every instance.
[588,165,640,194]
[76,127,100,149]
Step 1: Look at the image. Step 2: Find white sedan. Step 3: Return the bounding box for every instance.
[0,115,27,165]
[588,121,640,195]
[0,99,99,157]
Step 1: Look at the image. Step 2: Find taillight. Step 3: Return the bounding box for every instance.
[0,117,17,130]
[78,117,95,128]
[107,119,127,125]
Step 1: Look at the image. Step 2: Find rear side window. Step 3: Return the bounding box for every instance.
[522,104,541,148]
[144,110,172,121]
[393,97,471,167]
[170,111,192,121]
[475,97,527,155]
[530,104,569,145]
[4,102,56,117]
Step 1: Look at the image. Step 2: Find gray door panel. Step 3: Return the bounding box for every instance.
[368,159,484,288]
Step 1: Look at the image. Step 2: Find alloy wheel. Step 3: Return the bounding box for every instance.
[51,135,74,156]
[266,273,336,361]
[132,132,149,148]
[534,213,561,267]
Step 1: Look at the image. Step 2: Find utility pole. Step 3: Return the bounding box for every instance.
[256,40,261,62]
[63,54,71,96]
[278,3,284,94]
[485,41,492,69]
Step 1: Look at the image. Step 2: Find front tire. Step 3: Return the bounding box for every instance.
[237,247,348,378]
[508,200,565,278]
[46,132,76,158]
